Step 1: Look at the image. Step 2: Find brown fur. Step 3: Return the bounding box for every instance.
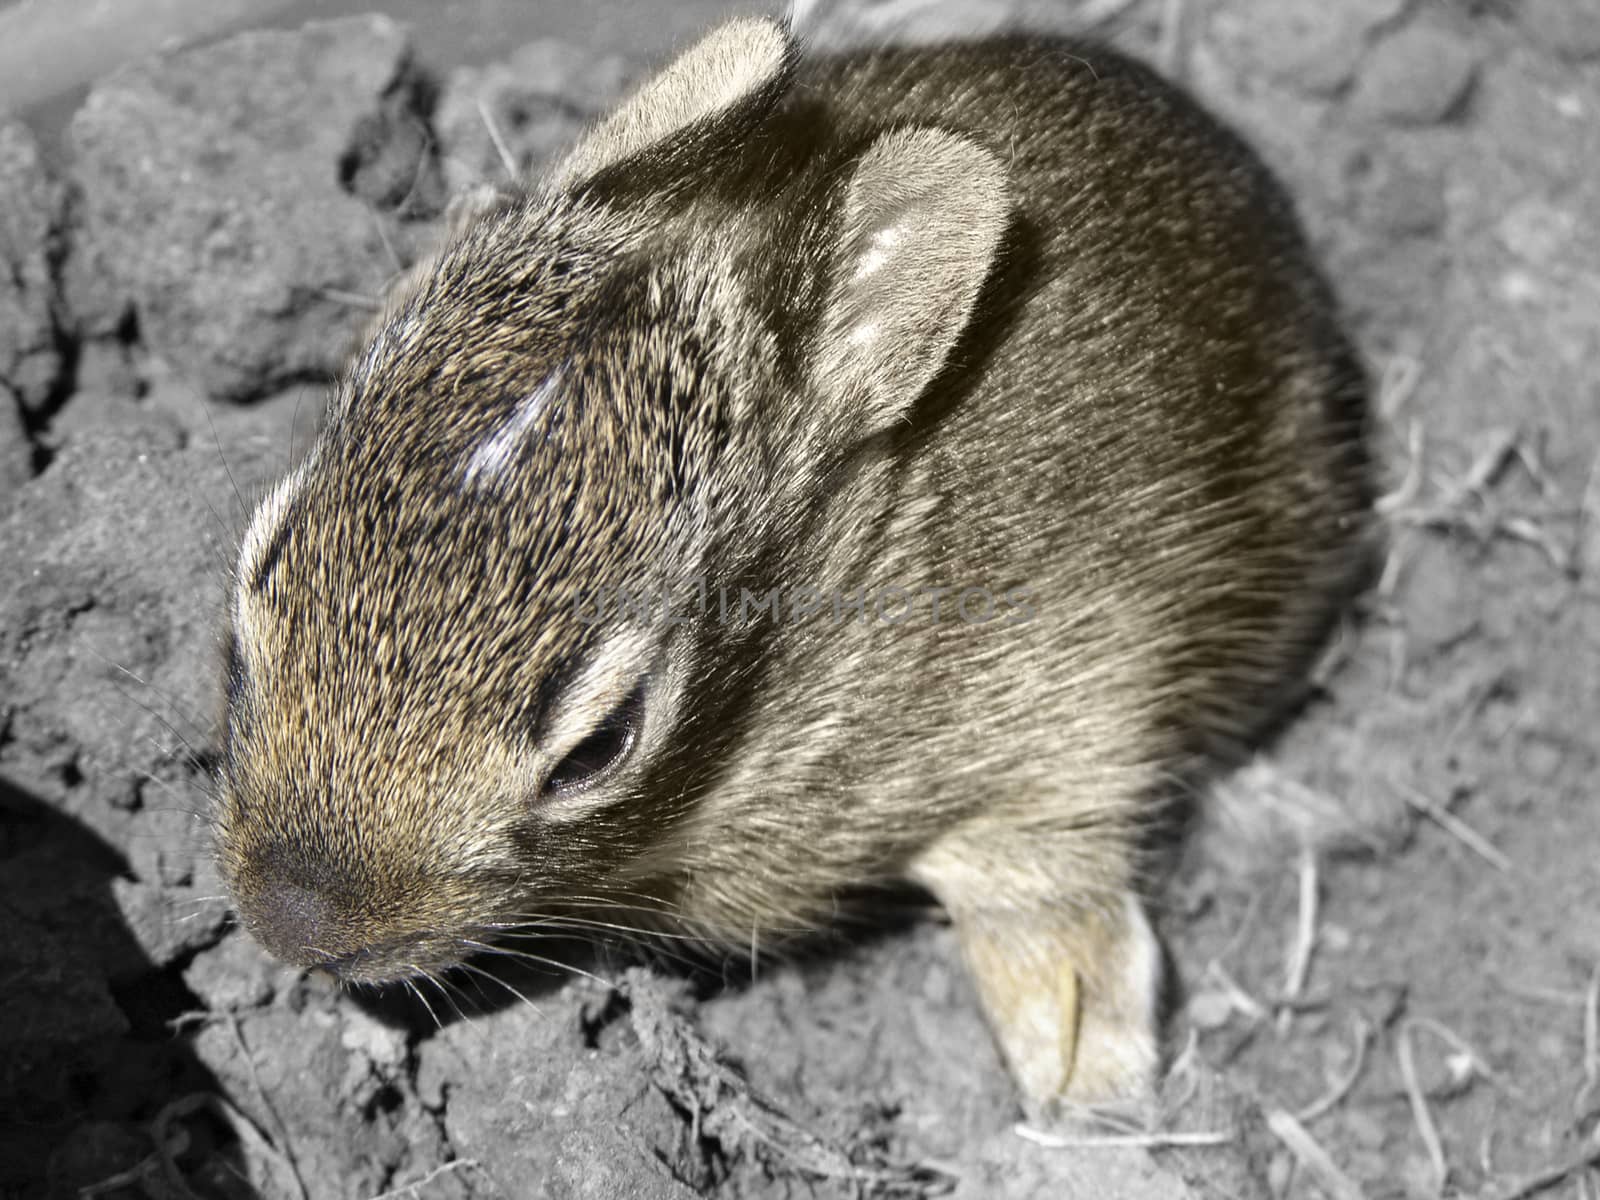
[214,17,1371,1110]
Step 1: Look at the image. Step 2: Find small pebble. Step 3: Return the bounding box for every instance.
[1187,989,1235,1031]
[1497,199,1578,268]
[1320,922,1353,954]
[341,1004,409,1070]
[1517,732,1566,783]
[1355,23,1479,125]
[1398,538,1480,654]
[1209,0,1408,97]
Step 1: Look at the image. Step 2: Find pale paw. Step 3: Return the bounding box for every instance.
[957,891,1163,1114]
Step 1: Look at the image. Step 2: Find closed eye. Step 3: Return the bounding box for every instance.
[542,686,644,796]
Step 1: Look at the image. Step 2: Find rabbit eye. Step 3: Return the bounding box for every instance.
[542,688,643,795]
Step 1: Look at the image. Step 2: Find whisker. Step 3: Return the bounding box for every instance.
[492,927,672,974]
[489,888,691,928]
[287,384,315,475]
[201,398,250,523]
[453,961,546,1020]
[490,918,708,972]
[402,976,444,1033]
[417,968,470,1027]
[488,906,712,956]
[459,940,613,991]
[88,670,208,768]
[489,912,705,944]
[128,776,213,824]
[82,644,213,745]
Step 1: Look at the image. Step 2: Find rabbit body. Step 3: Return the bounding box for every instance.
[215,18,1369,1107]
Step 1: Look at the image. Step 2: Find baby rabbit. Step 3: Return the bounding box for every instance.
[215,16,1370,1108]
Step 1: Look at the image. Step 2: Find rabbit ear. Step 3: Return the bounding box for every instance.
[810,128,1009,442]
[550,17,793,189]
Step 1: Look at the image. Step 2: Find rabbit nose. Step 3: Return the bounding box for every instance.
[244,874,345,967]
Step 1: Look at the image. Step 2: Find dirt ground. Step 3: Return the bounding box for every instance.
[2,0,1598,1197]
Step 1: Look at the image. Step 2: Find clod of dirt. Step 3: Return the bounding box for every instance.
[183,930,281,1015]
[0,120,65,504]
[433,39,633,195]
[190,990,454,1200]
[1352,19,1481,125]
[0,392,28,512]
[1395,536,1483,655]
[65,15,436,403]
[0,392,276,979]
[697,923,1231,1199]
[627,966,938,1195]
[1207,0,1407,97]
[340,62,447,220]
[416,976,699,1200]
[1519,0,1600,62]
